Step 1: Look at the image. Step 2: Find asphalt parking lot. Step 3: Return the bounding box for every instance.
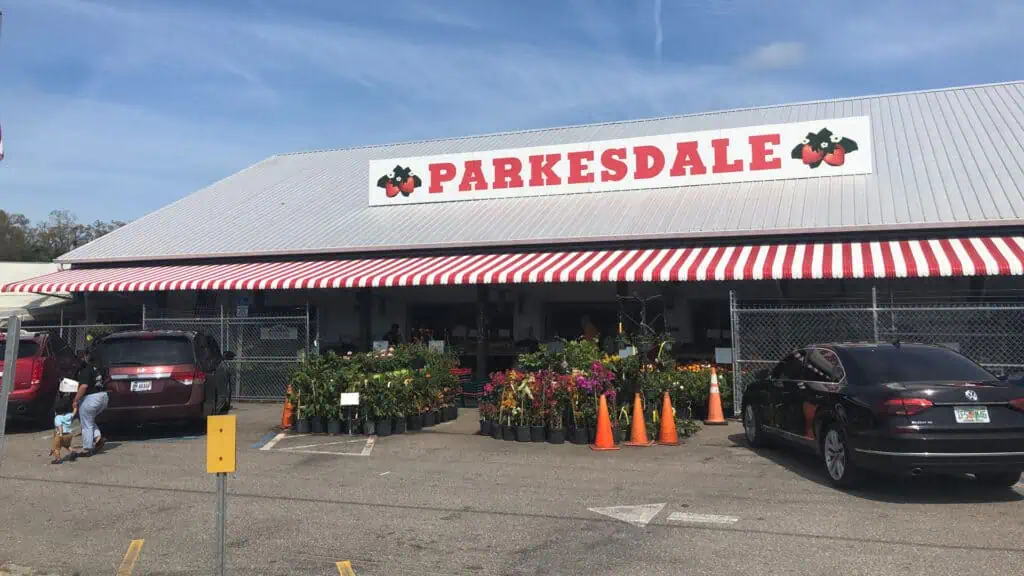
[1,403,1022,576]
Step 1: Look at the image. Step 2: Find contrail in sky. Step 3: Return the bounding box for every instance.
[653,0,663,62]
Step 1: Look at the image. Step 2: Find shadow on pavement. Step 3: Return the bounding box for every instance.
[727,433,1023,504]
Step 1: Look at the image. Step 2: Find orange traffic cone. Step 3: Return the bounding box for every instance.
[590,394,620,451]
[657,391,680,446]
[624,392,655,447]
[704,367,727,425]
[281,385,295,429]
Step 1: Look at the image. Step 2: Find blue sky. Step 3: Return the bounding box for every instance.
[1,0,1022,224]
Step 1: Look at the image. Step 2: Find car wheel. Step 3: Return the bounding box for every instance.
[220,382,232,414]
[822,424,861,488]
[975,470,1022,488]
[743,403,768,448]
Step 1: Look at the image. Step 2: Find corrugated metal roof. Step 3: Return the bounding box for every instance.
[61,81,1024,264]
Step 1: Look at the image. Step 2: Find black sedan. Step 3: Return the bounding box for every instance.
[742,342,1024,488]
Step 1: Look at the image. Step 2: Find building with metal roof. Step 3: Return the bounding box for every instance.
[54,80,1024,266]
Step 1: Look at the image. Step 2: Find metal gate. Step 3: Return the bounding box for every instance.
[729,289,1024,414]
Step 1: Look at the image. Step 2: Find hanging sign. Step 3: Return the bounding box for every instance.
[368,116,872,206]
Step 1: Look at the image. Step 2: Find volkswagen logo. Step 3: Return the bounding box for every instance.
[964,389,978,401]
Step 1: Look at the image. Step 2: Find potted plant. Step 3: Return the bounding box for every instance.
[616,405,630,444]
[296,404,312,434]
[327,403,342,435]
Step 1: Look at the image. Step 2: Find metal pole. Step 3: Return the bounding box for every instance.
[214,472,227,576]
[0,314,23,472]
[728,290,742,416]
[59,307,64,338]
[305,302,310,356]
[141,302,147,330]
[871,285,880,343]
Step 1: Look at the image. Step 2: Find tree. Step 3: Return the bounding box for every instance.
[0,209,125,262]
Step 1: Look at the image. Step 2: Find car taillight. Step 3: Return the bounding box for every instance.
[30,359,44,384]
[883,398,934,416]
[1010,398,1024,412]
[171,371,206,386]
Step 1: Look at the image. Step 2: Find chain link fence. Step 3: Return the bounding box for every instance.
[729,289,1024,414]
[26,308,312,401]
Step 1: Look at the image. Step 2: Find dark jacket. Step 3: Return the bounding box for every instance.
[74,361,105,395]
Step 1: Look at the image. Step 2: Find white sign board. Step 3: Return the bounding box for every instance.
[428,340,445,354]
[372,340,389,352]
[368,116,872,206]
[260,325,298,340]
[618,347,635,359]
[236,305,248,318]
[340,392,360,406]
[715,347,734,365]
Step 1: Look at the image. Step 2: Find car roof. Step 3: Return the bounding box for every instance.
[809,342,947,352]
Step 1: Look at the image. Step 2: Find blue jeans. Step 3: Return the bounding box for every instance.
[79,392,109,450]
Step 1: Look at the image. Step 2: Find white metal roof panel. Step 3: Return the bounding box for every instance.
[60,81,1024,264]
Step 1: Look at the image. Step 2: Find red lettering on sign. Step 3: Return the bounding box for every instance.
[711,138,743,174]
[492,157,524,189]
[528,154,562,187]
[459,160,488,191]
[567,150,595,184]
[600,148,627,182]
[428,162,456,193]
[668,141,707,177]
[748,134,781,171]
[634,145,665,180]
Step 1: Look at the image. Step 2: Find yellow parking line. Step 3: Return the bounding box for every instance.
[336,560,357,575]
[117,539,145,575]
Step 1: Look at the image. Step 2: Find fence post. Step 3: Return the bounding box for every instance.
[729,290,742,416]
[871,285,879,343]
[142,303,147,330]
[304,302,311,357]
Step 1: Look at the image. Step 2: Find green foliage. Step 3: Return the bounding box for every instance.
[0,209,125,261]
[516,344,559,372]
[562,338,602,372]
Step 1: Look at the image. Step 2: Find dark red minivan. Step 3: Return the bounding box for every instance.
[91,330,235,424]
[2,330,79,425]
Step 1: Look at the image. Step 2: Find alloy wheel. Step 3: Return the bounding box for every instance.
[824,429,846,481]
[744,405,757,443]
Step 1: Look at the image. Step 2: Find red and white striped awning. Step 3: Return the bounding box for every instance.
[5,235,1023,293]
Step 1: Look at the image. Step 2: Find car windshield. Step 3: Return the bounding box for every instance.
[94,336,194,366]
[843,345,995,385]
[0,340,41,359]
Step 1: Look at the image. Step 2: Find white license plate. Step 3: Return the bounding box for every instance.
[954,406,990,424]
[130,380,152,392]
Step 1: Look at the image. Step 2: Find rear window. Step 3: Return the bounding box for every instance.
[842,345,994,385]
[94,336,195,366]
[0,340,40,359]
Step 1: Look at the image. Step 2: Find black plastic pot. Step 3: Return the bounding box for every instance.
[515,425,530,442]
[408,414,423,431]
[311,417,325,434]
[530,426,545,443]
[296,418,311,434]
[376,419,392,437]
[432,410,441,424]
[548,427,566,444]
[290,414,298,431]
[423,412,436,427]
[614,427,626,444]
[490,422,502,439]
[502,425,515,441]
[437,409,448,423]
[327,419,342,435]
[363,420,375,435]
[394,418,407,434]
[446,406,459,421]
[569,427,587,445]
[587,427,596,444]
[480,420,491,436]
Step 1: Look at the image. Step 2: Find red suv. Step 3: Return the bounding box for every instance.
[91,330,235,424]
[2,330,79,425]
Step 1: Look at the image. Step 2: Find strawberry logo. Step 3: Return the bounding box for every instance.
[377,165,422,198]
[791,128,858,169]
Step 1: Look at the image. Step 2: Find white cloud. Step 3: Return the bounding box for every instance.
[740,41,806,70]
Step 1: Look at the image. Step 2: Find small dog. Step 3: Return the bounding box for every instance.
[50,393,77,464]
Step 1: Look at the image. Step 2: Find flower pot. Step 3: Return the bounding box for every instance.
[587,427,596,444]
[290,415,298,432]
[423,412,436,427]
[311,417,325,434]
[376,419,392,437]
[502,425,515,441]
[446,406,459,421]
[327,419,342,435]
[433,410,442,424]
[547,427,566,444]
[569,427,587,445]
[296,418,311,434]
[530,426,545,443]
[437,409,448,423]
[407,414,423,431]
[393,418,407,434]
[363,420,375,435]
[614,426,626,444]
[480,420,491,436]
[515,425,530,442]
[490,422,502,439]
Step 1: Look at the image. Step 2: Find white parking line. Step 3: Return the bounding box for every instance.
[259,432,292,451]
[667,512,739,525]
[258,432,375,457]
[279,438,369,451]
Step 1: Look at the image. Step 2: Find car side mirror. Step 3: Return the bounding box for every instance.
[223,351,236,361]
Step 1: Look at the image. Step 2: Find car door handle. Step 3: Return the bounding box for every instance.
[796,382,806,389]
[773,381,784,388]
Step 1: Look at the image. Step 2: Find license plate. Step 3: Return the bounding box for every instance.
[954,406,990,424]
[130,381,152,392]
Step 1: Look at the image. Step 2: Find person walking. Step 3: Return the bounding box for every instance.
[72,350,109,456]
